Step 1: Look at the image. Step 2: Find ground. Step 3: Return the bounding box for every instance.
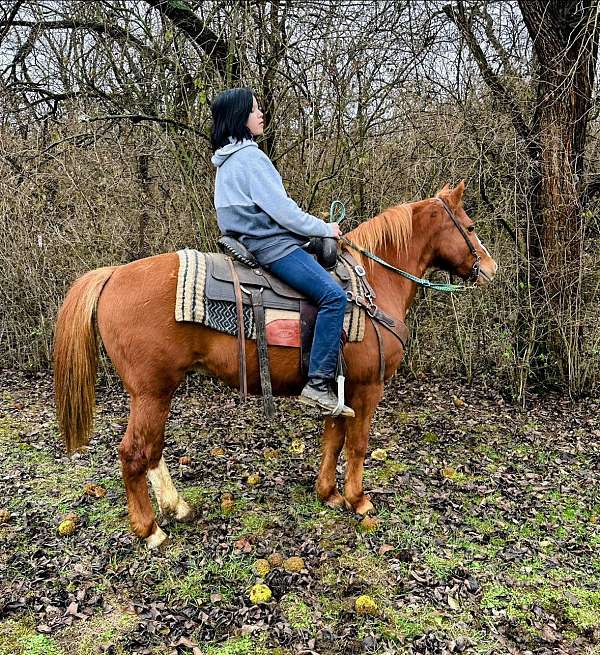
[0,369,599,655]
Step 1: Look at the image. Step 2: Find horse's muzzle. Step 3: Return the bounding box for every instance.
[476,261,498,286]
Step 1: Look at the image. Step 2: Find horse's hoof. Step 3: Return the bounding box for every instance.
[174,498,195,522]
[146,524,169,550]
[345,496,375,516]
[323,490,345,509]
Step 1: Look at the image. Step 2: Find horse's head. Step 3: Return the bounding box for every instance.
[431,181,498,286]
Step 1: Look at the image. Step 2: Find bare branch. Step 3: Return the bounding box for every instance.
[443,1,535,156]
[143,0,239,81]
[84,112,209,138]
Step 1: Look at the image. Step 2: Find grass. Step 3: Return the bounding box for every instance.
[154,555,253,605]
[1,373,599,654]
[280,593,315,631]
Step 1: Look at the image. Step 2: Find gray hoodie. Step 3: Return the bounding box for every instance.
[211,139,334,265]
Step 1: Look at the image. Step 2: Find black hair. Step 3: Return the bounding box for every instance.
[210,87,255,152]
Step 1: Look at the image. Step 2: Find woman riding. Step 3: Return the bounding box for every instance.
[210,87,354,418]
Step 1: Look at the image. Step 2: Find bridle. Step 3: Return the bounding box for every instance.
[435,197,481,284]
[337,197,482,292]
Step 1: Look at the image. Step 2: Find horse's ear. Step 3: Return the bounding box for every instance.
[448,179,465,207]
[437,183,451,196]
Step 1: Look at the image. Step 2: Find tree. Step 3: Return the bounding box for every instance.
[444,0,600,394]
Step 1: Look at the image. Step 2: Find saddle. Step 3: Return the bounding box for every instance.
[208,240,352,311]
[212,236,409,418]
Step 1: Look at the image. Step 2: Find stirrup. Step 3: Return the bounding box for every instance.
[331,374,346,416]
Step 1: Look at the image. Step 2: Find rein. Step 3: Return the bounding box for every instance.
[330,200,479,293]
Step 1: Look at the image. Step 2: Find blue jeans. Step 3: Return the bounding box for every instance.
[267,247,346,380]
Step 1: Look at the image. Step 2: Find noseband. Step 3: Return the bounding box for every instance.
[436,197,481,284]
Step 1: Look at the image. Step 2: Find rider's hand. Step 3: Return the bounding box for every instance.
[330,222,342,239]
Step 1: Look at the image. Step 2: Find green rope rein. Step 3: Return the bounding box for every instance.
[329,200,467,293]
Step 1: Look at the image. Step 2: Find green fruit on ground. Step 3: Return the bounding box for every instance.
[358,515,379,533]
[254,558,271,577]
[268,552,284,567]
[355,594,378,615]
[58,519,76,536]
[249,583,272,604]
[283,556,305,573]
[371,448,388,461]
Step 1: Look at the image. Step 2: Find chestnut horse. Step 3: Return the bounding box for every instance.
[54,181,497,548]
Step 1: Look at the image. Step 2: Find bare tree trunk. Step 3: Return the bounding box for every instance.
[518,0,599,391]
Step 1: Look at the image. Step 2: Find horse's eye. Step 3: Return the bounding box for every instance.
[467,225,475,233]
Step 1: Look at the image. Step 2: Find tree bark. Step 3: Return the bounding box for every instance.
[517,0,599,389]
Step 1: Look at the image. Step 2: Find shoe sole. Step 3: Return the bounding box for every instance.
[298,394,355,418]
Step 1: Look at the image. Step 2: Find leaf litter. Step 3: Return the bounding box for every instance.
[0,369,598,654]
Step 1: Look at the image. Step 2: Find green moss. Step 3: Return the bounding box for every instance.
[280,593,314,631]
[481,582,600,637]
[367,460,410,485]
[155,556,252,605]
[59,610,138,655]
[238,511,272,537]
[204,636,253,655]
[424,551,463,579]
[379,605,445,641]
[0,619,64,655]
[203,633,274,655]
[288,485,330,528]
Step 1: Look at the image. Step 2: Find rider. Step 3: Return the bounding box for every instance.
[210,87,354,418]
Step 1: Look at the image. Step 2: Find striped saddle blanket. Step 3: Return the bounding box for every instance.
[174,249,365,346]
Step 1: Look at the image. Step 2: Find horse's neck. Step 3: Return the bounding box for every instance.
[368,229,432,319]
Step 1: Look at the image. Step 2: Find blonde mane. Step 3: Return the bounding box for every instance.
[343,204,413,270]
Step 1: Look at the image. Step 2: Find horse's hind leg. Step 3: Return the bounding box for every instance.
[147,457,193,521]
[119,393,176,548]
[316,416,346,508]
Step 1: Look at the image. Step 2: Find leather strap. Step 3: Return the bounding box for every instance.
[371,319,385,383]
[346,292,409,350]
[373,311,409,350]
[227,257,247,402]
[341,250,377,300]
[251,289,275,418]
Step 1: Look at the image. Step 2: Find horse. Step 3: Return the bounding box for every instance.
[53,181,497,548]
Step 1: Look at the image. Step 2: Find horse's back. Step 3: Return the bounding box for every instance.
[95,251,305,395]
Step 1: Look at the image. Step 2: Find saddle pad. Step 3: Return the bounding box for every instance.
[175,249,365,345]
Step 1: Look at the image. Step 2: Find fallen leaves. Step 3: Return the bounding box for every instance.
[1,370,599,654]
[83,483,106,498]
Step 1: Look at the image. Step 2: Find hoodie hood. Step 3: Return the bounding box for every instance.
[211,138,258,168]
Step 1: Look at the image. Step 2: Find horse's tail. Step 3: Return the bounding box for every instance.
[54,266,117,454]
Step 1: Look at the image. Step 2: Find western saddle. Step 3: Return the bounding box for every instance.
[215,235,408,417]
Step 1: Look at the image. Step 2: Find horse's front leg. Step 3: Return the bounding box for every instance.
[316,415,346,508]
[343,383,383,515]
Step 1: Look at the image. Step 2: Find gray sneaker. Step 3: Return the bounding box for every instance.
[298,378,355,418]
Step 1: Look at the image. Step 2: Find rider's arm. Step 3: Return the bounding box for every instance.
[248,154,334,238]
